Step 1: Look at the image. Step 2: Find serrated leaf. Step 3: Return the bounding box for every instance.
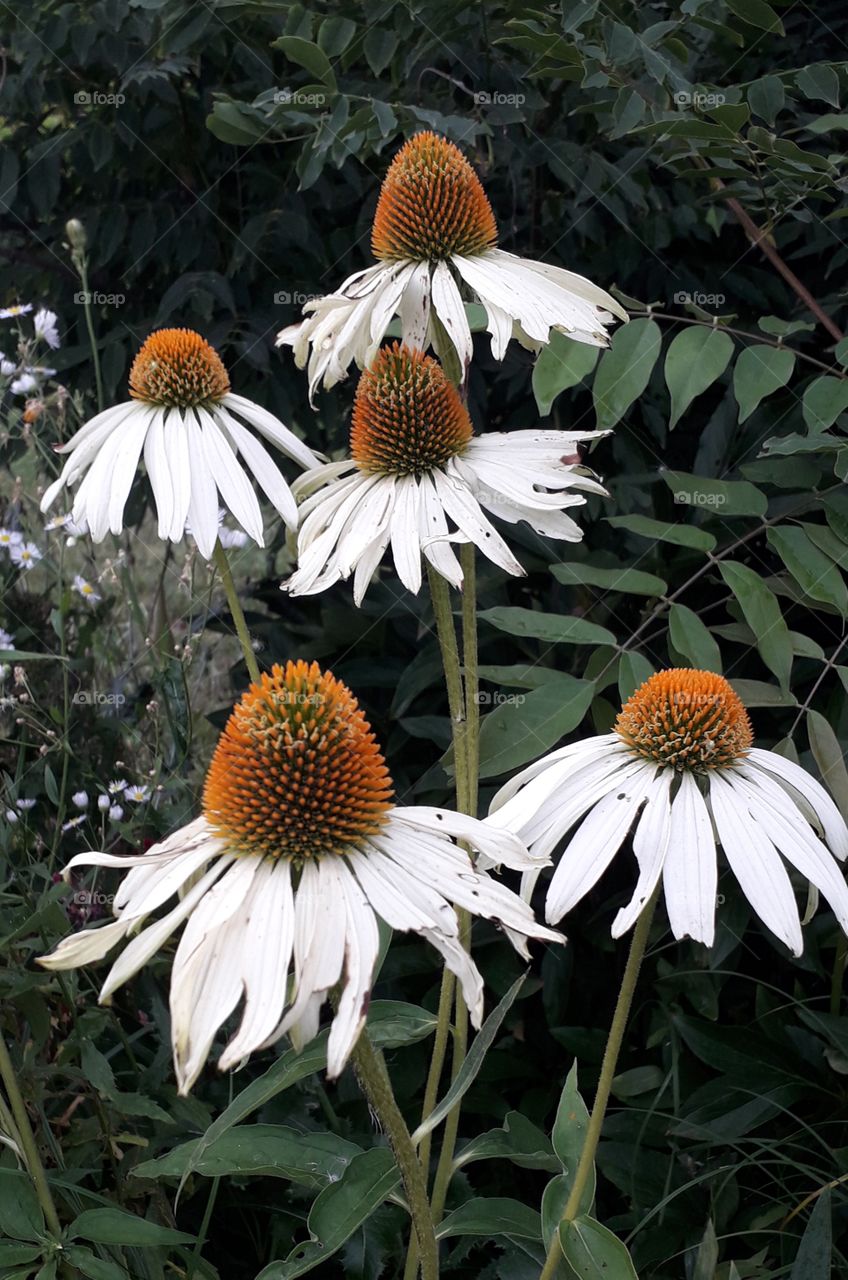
[668,603,722,672]
[665,327,734,427]
[719,561,793,688]
[592,319,661,429]
[732,344,794,423]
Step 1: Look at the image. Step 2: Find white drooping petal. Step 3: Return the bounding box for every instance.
[392,806,539,871]
[196,407,265,545]
[545,764,655,923]
[326,860,381,1078]
[708,771,803,956]
[663,772,717,948]
[183,410,220,559]
[389,474,423,594]
[611,769,673,938]
[431,259,473,375]
[742,749,848,861]
[399,260,432,350]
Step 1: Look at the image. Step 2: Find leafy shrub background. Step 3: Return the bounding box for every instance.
[2,1,848,1276]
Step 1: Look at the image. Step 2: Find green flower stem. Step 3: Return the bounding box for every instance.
[352,1033,439,1280]
[74,253,104,414]
[538,887,660,1280]
[0,1030,63,1240]
[212,540,261,684]
[460,543,479,817]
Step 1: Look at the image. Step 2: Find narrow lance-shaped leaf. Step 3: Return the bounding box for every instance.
[718,561,793,689]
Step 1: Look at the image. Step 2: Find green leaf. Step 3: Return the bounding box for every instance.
[0,1170,45,1242]
[271,37,337,89]
[455,1111,558,1172]
[65,1248,130,1280]
[316,16,356,56]
[618,651,655,704]
[662,471,767,517]
[479,608,616,647]
[133,1124,361,1189]
[551,562,666,596]
[807,710,848,823]
[767,526,848,615]
[363,28,398,76]
[436,1198,542,1241]
[668,603,722,672]
[748,74,785,124]
[665,327,734,427]
[730,678,797,707]
[802,376,848,432]
[726,0,784,34]
[559,1215,639,1278]
[68,1209,193,1247]
[592,319,661,429]
[718,561,793,688]
[693,1219,719,1280]
[0,1246,42,1267]
[412,974,526,1143]
[796,64,840,108]
[606,514,716,551]
[255,1148,400,1279]
[732,344,794,422]
[789,1188,832,1280]
[532,333,599,415]
[551,1063,595,1216]
[476,678,596,777]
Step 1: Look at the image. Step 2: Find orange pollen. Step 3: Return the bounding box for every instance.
[615,669,753,773]
[372,131,498,262]
[129,328,230,408]
[203,660,393,861]
[350,343,473,476]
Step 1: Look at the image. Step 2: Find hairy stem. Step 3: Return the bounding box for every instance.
[212,539,261,684]
[0,1031,63,1239]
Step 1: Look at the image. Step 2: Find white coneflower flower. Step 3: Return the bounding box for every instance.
[278,132,627,399]
[97,795,110,813]
[40,328,321,558]
[0,531,22,551]
[33,308,60,350]
[0,304,33,320]
[124,785,150,803]
[109,805,124,823]
[10,541,42,570]
[72,575,101,605]
[72,791,89,809]
[286,344,606,602]
[489,669,848,955]
[40,660,561,1092]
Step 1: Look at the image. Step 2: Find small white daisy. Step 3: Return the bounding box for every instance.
[72,791,89,809]
[124,785,150,803]
[5,809,18,824]
[33,308,60,350]
[489,669,848,955]
[0,628,13,649]
[40,328,320,558]
[108,779,127,796]
[16,799,36,812]
[72,575,101,605]
[45,514,71,533]
[40,661,561,1092]
[218,525,249,549]
[286,344,606,602]
[62,816,87,832]
[10,542,43,571]
[109,805,124,823]
[0,531,23,551]
[0,304,33,320]
[11,367,55,395]
[0,354,17,377]
[278,132,626,399]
